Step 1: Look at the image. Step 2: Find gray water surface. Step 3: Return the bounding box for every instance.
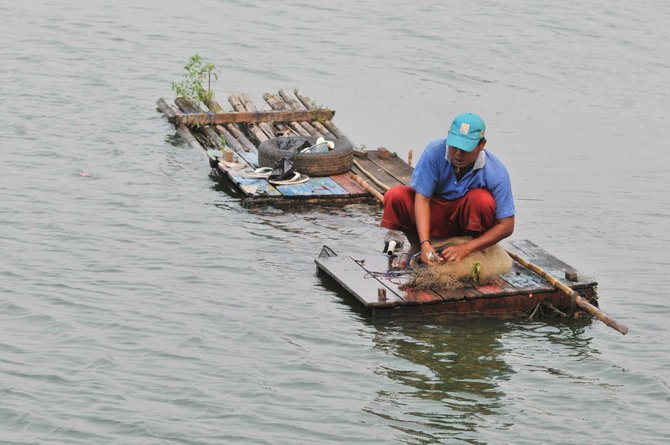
[2,0,669,443]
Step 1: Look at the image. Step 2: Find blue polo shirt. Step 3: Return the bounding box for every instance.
[410,138,515,219]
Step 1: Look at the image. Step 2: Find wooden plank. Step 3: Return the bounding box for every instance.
[174,108,335,126]
[315,255,404,308]
[507,239,596,288]
[499,261,554,292]
[365,150,414,185]
[351,157,404,192]
[273,178,334,196]
[243,194,376,209]
[330,173,368,196]
[310,176,350,196]
[226,175,282,197]
[434,286,484,302]
[355,255,444,305]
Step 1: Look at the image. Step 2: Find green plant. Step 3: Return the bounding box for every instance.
[171,54,219,108]
[471,262,481,282]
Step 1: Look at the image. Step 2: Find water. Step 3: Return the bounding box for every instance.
[1,0,669,443]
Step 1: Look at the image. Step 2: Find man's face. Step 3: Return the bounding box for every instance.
[448,140,485,169]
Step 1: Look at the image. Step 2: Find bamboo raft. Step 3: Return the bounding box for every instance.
[156,89,412,208]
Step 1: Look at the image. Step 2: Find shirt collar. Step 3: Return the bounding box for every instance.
[446,149,487,170]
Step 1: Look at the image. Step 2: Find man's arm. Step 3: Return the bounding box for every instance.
[439,216,515,262]
[414,192,438,264]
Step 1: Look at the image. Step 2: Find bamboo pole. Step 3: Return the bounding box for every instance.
[158,98,205,153]
[506,250,629,335]
[349,173,384,204]
[228,94,269,144]
[206,104,246,153]
[205,99,257,153]
[175,98,226,153]
[239,93,275,139]
[263,93,312,137]
[157,98,176,123]
[278,89,336,140]
[277,89,320,136]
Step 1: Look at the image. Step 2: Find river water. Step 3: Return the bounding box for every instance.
[1,0,669,443]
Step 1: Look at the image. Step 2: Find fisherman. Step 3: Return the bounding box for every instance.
[381,112,515,266]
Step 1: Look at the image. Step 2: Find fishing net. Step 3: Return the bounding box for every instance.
[400,236,513,291]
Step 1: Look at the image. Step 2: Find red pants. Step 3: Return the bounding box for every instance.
[380,186,497,238]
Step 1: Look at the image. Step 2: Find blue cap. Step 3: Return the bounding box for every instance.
[445,112,486,152]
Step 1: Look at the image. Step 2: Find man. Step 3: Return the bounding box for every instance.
[381,112,515,266]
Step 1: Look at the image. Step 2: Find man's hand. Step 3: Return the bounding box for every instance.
[420,241,443,266]
[439,243,473,263]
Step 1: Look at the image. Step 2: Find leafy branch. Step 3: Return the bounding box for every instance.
[171,54,220,108]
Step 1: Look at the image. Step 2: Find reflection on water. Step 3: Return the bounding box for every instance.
[359,315,597,443]
[366,317,513,442]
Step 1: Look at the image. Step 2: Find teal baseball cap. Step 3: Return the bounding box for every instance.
[446,112,486,152]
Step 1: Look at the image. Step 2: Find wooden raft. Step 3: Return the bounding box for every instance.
[315,239,599,316]
[157,89,412,208]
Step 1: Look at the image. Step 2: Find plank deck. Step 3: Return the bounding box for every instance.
[315,239,598,316]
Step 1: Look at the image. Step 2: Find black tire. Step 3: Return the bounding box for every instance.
[257,136,354,177]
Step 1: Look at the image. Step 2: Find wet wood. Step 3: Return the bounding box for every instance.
[506,249,628,335]
[353,159,391,191]
[203,100,248,155]
[349,173,384,203]
[315,245,601,318]
[263,93,312,137]
[174,108,335,126]
[278,89,321,137]
[157,98,176,123]
[330,173,368,196]
[240,93,275,139]
[294,89,357,148]
[175,98,226,153]
[351,156,403,194]
[366,149,414,185]
[315,254,405,308]
[228,95,269,144]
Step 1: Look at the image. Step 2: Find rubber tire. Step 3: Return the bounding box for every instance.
[257,136,354,177]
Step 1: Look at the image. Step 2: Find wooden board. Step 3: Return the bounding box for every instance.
[352,157,404,193]
[330,173,368,196]
[315,255,405,308]
[275,179,333,196]
[310,177,350,196]
[354,254,445,305]
[505,239,596,289]
[314,240,597,315]
[365,150,414,185]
